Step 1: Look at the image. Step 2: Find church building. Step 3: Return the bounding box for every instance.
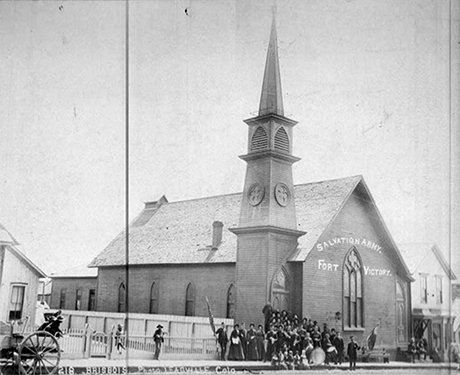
[89,16,413,357]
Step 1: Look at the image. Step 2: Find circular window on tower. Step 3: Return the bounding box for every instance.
[247,183,265,206]
[274,183,290,207]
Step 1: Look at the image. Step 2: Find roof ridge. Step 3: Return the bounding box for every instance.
[159,175,363,206]
[161,191,243,205]
[294,175,362,188]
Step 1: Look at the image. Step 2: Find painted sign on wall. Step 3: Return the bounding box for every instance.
[317,259,391,277]
[316,237,383,254]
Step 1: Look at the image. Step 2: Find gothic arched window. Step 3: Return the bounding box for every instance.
[396,281,406,343]
[343,248,363,328]
[251,126,269,151]
[274,127,289,153]
[118,282,126,313]
[227,284,236,319]
[149,282,159,314]
[185,283,196,316]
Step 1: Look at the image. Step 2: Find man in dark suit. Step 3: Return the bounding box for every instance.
[216,322,228,360]
[347,336,360,371]
[153,324,165,360]
[334,331,345,365]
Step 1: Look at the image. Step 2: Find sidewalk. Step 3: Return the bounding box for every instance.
[58,357,459,374]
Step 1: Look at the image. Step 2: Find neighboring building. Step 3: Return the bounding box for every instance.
[399,243,457,361]
[50,264,97,311]
[88,16,413,358]
[453,283,460,344]
[0,222,46,325]
[37,277,52,306]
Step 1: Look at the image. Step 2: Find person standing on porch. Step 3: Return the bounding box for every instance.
[216,322,228,360]
[115,324,125,354]
[246,323,259,360]
[408,337,417,363]
[153,325,164,360]
[347,336,359,371]
[255,324,266,361]
[228,324,244,360]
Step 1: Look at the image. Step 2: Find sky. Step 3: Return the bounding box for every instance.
[1,0,459,276]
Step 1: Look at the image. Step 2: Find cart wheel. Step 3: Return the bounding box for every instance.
[18,331,61,375]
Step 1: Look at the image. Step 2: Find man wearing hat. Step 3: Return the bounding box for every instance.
[216,322,228,360]
[153,324,165,360]
[347,336,360,371]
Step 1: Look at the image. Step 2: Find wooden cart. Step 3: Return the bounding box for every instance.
[0,317,61,375]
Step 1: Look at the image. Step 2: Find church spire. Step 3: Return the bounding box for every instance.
[258,13,284,117]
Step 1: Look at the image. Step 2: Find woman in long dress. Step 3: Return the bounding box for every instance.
[255,325,265,361]
[228,324,244,360]
[246,323,259,361]
[265,325,277,362]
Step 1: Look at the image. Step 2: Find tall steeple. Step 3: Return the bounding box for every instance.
[231,13,304,326]
[259,14,284,117]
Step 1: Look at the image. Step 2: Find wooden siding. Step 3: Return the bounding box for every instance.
[303,190,401,350]
[96,263,235,318]
[50,277,97,311]
[0,247,41,325]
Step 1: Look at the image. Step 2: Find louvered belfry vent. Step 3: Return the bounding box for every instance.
[274,127,289,153]
[251,126,269,151]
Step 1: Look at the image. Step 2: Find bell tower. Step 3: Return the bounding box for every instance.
[231,14,305,325]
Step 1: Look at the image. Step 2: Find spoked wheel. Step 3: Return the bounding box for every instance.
[18,331,60,375]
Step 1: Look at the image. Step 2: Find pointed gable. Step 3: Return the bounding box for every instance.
[398,243,457,280]
[291,176,413,281]
[0,222,19,245]
[291,175,362,261]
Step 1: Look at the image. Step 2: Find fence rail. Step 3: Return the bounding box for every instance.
[11,325,218,360]
[121,334,217,357]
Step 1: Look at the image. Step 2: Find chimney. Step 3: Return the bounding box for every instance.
[212,221,223,249]
[144,195,168,210]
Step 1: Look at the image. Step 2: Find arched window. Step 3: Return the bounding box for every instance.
[396,281,406,343]
[227,284,236,319]
[118,282,126,313]
[185,283,195,316]
[274,127,289,153]
[251,126,269,151]
[149,282,159,314]
[343,248,363,328]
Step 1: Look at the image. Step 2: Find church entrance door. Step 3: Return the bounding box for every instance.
[271,268,290,312]
[272,291,289,311]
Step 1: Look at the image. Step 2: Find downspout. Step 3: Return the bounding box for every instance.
[0,246,5,295]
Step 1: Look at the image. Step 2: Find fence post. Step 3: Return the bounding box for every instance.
[107,325,114,359]
[84,324,92,358]
[202,338,206,354]
[191,323,196,352]
[144,319,148,347]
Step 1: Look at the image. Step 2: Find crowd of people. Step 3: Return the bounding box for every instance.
[215,309,361,370]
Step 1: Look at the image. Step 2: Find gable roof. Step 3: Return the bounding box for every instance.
[8,246,47,278]
[0,222,46,278]
[89,175,369,268]
[291,176,413,282]
[51,263,98,278]
[398,243,457,280]
[290,176,361,261]
[0,222,19,246]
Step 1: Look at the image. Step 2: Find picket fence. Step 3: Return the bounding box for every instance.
[20,310,233,360]
[20,325,219,360]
